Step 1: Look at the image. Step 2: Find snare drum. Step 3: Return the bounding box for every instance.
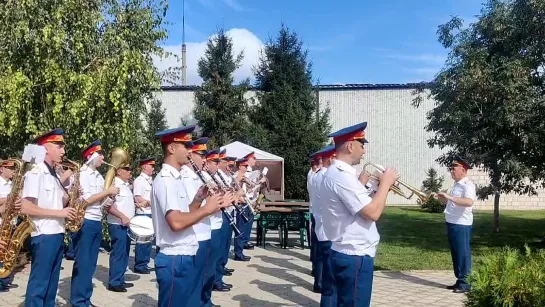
[128,215,155,244]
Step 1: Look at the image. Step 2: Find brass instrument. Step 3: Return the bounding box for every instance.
[101,148,130,212]
[208,167,251,222]
[63,158,89,232]
[225,169,258,215]
[187,155,242,237]
[0,158,35,278]
[363,162,429,203]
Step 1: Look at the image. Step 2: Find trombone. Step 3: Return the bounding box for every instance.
[363,162,429,203]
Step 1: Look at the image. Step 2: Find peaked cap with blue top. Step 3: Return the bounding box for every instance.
[329,122,368,144]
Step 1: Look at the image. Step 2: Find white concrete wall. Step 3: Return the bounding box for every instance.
[153,86,545,210]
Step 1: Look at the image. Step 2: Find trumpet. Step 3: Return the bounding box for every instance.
[363,162,429,203]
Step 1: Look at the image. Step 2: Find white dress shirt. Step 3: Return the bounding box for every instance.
[203,172,223,230]
[107,177,135,225]
[312,167,328,242]
[0,176,13,225]
[151,164,198,256]
[181,165,211,241]
[22,162,65,237]
[444,176,476,226]
[307,168,318,214]
[133,173,153,215]
[80,165,105,221]
[319,159,378,257]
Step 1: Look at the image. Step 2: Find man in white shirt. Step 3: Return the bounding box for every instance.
[0,159,18,292]
[69,140,120,306]
[20,129,77,307]
[106,164,135,292]
[435,155,476,293]
[152,126,226,307]
[307,152,322,278]
[201,148,228,303]
[309,145,335,297]
[213,153,237,290]
[132,158,155,274]
[320,122,398,307]
[233,157,252,261]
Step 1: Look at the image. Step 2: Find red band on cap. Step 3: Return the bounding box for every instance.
[192,144,207,152]
[83,145,102,158]
[160,132,192,144]
[37,134,64,145]
[333,130,365,144]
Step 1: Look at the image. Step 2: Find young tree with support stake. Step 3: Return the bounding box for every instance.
[413,0,545,232]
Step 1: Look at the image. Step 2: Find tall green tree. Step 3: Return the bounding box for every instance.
[193,28,250,149]
[413,0,545,232]
[250,25,330,199]
[0,0,169,162]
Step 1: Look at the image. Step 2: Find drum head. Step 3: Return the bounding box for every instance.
[129,215,154,236]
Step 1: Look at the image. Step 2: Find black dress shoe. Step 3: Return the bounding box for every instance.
[6,283,18,289]
[212,284,231,292]
[313,286,322,293]
[123,282,134,288]
[234,255,251,261]
[223,271,232,276]
[453,288,470,294]
[243,243,254,250]
[0,287,8,293]
[108,285,127,292]
[222,282,232,289]
[134,269,150,274]
[224,267,234,273]
[446,284,457,290]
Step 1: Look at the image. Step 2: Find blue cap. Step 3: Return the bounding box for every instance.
[237,157,249,166]
[31,128,65,145]
[329,122,368,144]
[206,148,221,162]
[450,154,472,170]
[155,125,196,146]
[191,137,209,154]
[82,140,103,158]
[225,156,237,162]
[139,158,156,166]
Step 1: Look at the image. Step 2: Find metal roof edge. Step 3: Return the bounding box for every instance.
[158,82,432,91]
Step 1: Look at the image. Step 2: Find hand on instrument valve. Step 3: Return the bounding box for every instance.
[203,194,228,214]
[107,185,120,196]
[195,185,211,203]
[224,192,237,206]
[102,197,114,212]
[61,207,77,220]
[379,168,400,187]
[359,171,370,185]
[13,196,22,211]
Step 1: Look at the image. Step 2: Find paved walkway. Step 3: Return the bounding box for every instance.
[0,241,466,307]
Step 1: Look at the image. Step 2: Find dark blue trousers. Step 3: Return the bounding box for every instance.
[191,239,211,304]
[446,222,472,290]
[318,241,337,306]
[310,214,318,267]
[25,233,64,307]
[65,231,79,260]
[0,263,14,289]
[70,219,103,307]
[234,206,251,258]
[330,250,374,307]
[108,224,131,288]
[203,229,222,306]
[215,211,233,286]
[134,214,153,272]
[155,253,199,307]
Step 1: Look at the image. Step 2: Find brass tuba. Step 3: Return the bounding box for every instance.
[100,148,130,211]
[63,158,89,232]
[363,162,429,203]
[0,158,35,278]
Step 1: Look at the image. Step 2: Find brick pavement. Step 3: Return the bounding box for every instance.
[0,241,466,307]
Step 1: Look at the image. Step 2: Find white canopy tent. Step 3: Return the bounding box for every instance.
[221,141,285,200]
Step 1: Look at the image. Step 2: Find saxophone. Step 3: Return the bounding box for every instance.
[0,158,35,278]
[63,158,88,233]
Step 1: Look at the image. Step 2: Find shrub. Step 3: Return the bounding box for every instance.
[419,168,446,213]
[465,246,545,307]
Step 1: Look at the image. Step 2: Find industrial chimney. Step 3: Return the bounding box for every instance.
[181,0,187,85]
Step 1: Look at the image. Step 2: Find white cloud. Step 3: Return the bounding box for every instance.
[155,28,264,85]
[223,0,250,12]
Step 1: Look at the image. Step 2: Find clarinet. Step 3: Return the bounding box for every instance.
[227,169,258,215]
[187,156,242,237]
[214,169,251,222]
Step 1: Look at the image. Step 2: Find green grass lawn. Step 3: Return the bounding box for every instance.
[374,207,545,271]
